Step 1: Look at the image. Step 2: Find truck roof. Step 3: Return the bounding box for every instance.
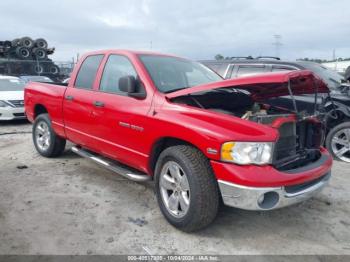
[81,49,181,58]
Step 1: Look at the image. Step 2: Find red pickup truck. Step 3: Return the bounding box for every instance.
[25,50,332,231]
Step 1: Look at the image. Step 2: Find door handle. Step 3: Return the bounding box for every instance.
[65,95,74,101]
[93,101,105,107]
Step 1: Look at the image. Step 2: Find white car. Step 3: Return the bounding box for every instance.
[0,76,26,120]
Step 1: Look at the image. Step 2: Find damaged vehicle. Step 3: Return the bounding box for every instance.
[202,57,350,162]
[25,50,332,232]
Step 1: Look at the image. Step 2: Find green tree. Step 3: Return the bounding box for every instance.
[215,54,224,60]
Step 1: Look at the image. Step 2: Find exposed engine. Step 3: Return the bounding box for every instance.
[172,88,324,170]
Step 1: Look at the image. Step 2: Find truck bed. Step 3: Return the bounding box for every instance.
[25,81,67,137]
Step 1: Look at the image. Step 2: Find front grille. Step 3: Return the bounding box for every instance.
[8,100,24,107]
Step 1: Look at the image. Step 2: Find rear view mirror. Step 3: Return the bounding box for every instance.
[119,75,146,99]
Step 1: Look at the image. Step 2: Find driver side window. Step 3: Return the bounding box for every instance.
[100,55,137,94]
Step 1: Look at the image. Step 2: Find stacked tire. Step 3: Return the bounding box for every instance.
[0,37,60,78]
[9,37,49,61]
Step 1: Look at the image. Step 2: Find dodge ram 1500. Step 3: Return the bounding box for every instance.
[25,50,332,232]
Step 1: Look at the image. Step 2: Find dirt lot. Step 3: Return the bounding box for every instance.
[0,120,349,255]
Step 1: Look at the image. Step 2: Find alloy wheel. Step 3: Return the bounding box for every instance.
[35,121,51,152]
[331,128,350,162]
[159,161,190,218]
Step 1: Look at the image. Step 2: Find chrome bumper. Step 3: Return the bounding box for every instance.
[218,172,331,210]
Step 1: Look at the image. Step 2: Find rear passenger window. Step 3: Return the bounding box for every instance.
[99,55,137,94]
[75,55,104,89]
[236,66,266,77]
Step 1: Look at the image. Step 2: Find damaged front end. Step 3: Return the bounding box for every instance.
[168,70,329,171]
[248,112,324,171]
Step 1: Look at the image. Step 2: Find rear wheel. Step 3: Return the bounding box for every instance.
[326,122,350,162]
[33,114,66,157]
[155,145,219,232]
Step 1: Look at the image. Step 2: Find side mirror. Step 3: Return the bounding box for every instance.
[119,75,146,99]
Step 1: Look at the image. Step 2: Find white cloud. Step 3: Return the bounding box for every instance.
[0,0,349,61]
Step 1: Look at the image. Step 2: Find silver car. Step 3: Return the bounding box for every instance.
[0,76,26,120]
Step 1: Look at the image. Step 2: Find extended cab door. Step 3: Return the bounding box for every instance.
[63,54,104,148]
[87,54,154,171]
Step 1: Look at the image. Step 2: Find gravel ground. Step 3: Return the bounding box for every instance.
[0,120,349,255]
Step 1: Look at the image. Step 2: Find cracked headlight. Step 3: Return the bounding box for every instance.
[221,142,274,165]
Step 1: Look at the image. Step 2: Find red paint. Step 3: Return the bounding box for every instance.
[24,50,332,186]
[166,70,329,101]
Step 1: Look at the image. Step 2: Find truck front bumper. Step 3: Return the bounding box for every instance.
[212,149,332,210]
[218,172,330,210]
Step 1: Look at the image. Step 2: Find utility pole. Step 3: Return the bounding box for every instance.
[272,34,283,58]
[150,41,153,50]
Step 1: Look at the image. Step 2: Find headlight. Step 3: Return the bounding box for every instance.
[0,100,10,107]
[221,142,274,165]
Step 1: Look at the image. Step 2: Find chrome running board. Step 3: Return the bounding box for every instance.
[71,146,151,182]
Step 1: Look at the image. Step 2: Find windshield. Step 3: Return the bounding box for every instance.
[0,79,25,91]
[139,55,222,93]
[298,61,344,90]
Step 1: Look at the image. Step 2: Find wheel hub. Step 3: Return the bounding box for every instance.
[331,128,350,162]
[159,161,190,218]
[35,121,51,151]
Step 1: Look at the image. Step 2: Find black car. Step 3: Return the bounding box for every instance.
[201,57,350,162]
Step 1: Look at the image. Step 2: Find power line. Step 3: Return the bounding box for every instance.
[272,34,283,58]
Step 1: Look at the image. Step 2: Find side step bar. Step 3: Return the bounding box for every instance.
[71,146,151,182]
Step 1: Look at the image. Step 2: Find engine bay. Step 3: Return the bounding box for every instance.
[171,88,292,121]
[171,88,324,170]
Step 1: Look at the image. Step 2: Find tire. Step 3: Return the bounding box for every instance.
[19,37,34,48]
[11,38,20,47]
[3,41,12,49]
[325,122,350,162]
[15,46,31,59]
[155,145,219,232]
[34,38,48,49]
[32,47,47,60]
[32,114,66,157]
[49,64,60,75]
[32,64,44,74]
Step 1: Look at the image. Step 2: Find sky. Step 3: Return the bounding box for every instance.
[1,0,349,62]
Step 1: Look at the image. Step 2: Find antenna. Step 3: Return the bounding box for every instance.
[272,34,283,58]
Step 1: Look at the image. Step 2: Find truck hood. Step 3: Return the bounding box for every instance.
[166,70,329,101]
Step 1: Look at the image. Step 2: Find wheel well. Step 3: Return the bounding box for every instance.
[149,137,201,174]
[34,104,48,118]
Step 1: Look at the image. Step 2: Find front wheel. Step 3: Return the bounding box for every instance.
[326,122,350,162]
[33,113,66,157]
[155,145,219,232]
